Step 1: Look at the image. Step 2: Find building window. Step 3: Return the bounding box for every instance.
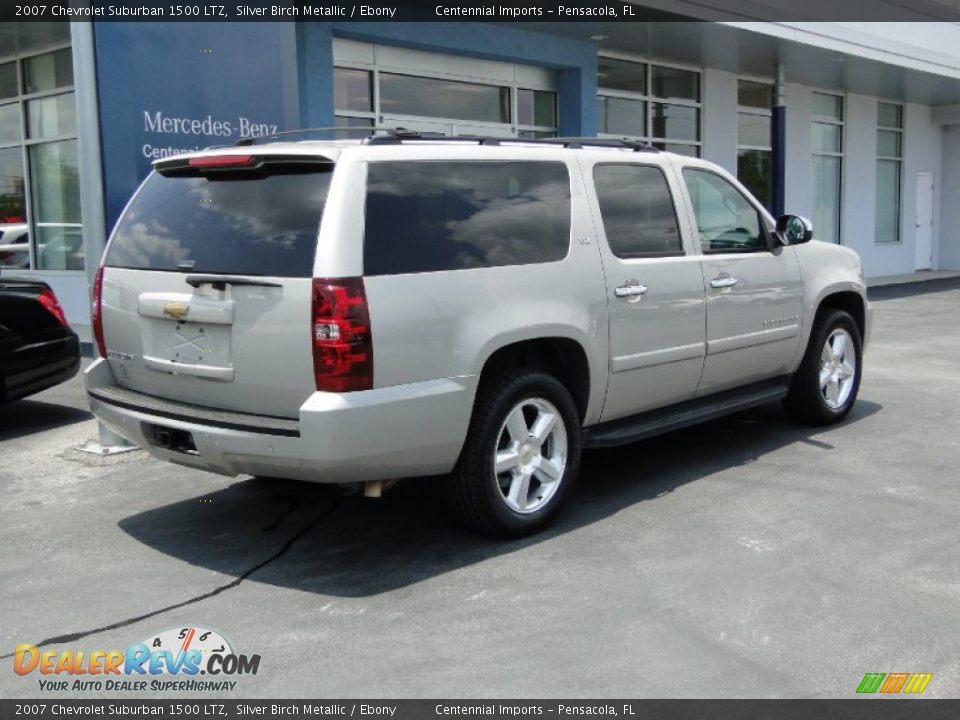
[597,56,701,156]
[333,66,558,139]
[736,80,773,210]
[875,102,903,244]
[0,35,81,272]
[811,92,844,244]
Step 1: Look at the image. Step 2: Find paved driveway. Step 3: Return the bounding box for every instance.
[1,281,958,699]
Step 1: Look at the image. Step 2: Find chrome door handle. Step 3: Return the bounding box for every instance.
[614,284,648,298]
[710,276,739,289]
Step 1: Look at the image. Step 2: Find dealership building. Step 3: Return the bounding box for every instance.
[2,13,960,342]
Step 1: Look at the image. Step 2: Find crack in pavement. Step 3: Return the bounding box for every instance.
[0,498,340,658]
[262,497,300,532]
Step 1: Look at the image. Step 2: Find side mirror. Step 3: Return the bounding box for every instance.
[775,215,814,245]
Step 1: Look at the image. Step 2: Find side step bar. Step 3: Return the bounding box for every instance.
[584,377,791,449]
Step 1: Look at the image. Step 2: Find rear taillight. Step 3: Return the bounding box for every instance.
[311,277,373,392]
[92,265,106,358]
[38,288,68,327]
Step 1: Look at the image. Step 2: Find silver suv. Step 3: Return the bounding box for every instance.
[86,134,871,537]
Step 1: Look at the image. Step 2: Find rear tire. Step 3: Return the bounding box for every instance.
[784,309,862,425]
[446,370,582,538]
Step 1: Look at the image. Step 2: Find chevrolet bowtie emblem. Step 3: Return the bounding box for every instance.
[163,301,190,320]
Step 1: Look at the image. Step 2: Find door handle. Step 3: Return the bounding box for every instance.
[614,284,649,298]
[710,275,739,289]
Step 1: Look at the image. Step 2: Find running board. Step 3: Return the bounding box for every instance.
[584,378,791,449]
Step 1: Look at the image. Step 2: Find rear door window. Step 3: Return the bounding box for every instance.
[363,161,571,276]
[593,164,683,257]
[106,161,332,277]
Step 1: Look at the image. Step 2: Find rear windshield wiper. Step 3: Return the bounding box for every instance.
[185,274,282,290]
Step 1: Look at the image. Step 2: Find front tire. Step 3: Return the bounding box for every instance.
[784,309,862,424]
[446,371,582,538]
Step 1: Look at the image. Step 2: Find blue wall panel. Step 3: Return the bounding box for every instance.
[94,22,299,229]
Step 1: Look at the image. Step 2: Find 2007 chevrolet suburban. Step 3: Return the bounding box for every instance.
[85,133,871,537]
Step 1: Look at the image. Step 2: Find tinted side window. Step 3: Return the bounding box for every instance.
[682,168,766,252]
[107,169,331,277]
[364,161,570,276]
[593,164,683,257]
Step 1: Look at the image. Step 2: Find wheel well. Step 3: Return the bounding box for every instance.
[817,291,866,339]
[479,338,590,420]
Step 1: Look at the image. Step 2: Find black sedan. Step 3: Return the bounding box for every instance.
[0,277,80,404]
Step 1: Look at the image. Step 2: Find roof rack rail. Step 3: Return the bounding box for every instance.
[547,137,659,152]
[232,127,661,153]
[234,126,426,146]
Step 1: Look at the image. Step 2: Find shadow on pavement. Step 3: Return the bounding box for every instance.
[0,399,93,441]
[868,276,960,301]
[118,400,881,599]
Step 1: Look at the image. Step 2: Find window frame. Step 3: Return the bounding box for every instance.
[596,53,703,157]
[875,100,904,245]
[0,39,79,272]
[810,90,845,245]
[735,78,774,210]
[333,64,559,139]
[680,165,775,255]
[592,161,686,260]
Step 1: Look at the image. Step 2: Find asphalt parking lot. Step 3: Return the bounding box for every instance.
[2,280,959,700]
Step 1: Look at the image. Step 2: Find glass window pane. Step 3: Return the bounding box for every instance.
[517,130,557,139]
[878,102,902,129]
[877,129,901,158]
[518,90,555,127]
[738,81,772,109]
[651,142,700,157]
[0,223,30,268]
[25,48,73,94]
[0,103,21,145]
[737,149,773,210]
[598,96,645,137]
[597,57,646,93]
[682,168,764,252]
[27,93,76,139]
[813,92,843,120]
[594,164,682,257]
[334,115,373,139]
[107,166,332,276]
[35,225,84,270]
[533,91,556,127]
[333,67,372,112]
[363,161,571,275]
[0,147,29,268]
[517,89,557,127]
[29,140,81,224]
[651,66,699,102]
[738,113,771,148]
[812,122,842,154]
[518,89,534,126]
[875,159,901,244]
[0,63,17,100]
[0,147,26,223]
[379,73,510,124]
[651,103,699,141]
[811,154,842,244]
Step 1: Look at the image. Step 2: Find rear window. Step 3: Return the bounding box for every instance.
[363,161,570,276]
[106,164,332,277]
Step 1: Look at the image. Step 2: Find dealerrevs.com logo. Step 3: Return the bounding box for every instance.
[13,626,260,692]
